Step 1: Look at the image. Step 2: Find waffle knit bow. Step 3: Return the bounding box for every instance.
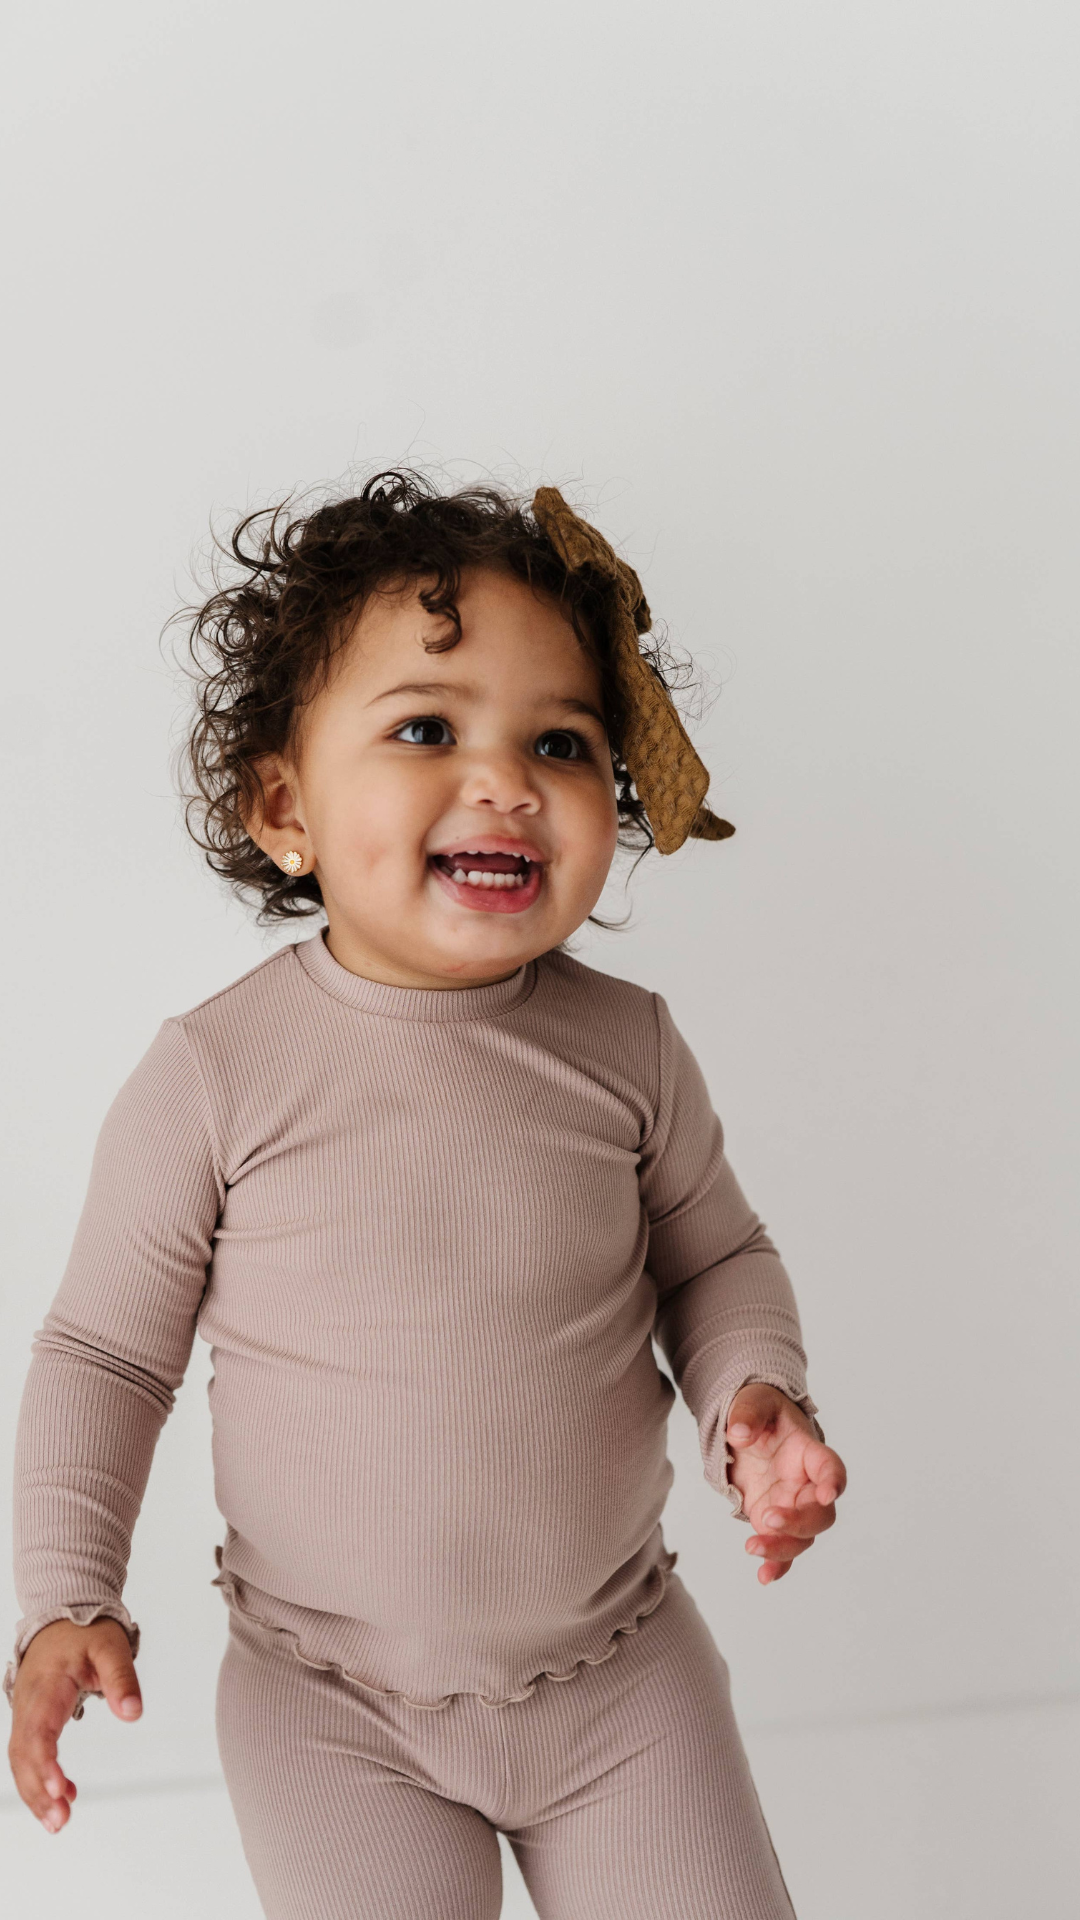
[531,487,735,855]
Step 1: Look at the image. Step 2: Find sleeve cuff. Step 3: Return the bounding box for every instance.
[4,1604,141,1718]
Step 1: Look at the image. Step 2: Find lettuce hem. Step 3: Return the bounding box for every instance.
[212,1547,679,1712]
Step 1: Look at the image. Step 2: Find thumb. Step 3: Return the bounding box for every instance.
[726,1381,785,1449]
[89,1628,142,1722]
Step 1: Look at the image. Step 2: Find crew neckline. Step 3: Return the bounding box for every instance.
[294,927,538,1021]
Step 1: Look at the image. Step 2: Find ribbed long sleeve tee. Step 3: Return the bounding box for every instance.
[5,930,820,1715]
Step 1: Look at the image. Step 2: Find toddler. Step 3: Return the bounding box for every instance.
[6,471,847,1919]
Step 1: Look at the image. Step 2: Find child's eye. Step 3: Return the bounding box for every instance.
[392,718,592,760]
[536,729,589,762]
[393,715,454,746]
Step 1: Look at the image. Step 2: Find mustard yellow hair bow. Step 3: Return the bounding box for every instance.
[531,487,735,855]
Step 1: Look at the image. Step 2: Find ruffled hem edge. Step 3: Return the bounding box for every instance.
[4,1604,141,1719]
[211,1546,680,1712]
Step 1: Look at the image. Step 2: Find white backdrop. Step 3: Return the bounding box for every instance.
[2,4,1077,1916]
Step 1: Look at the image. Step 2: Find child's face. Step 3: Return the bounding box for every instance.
[251,565,621,988]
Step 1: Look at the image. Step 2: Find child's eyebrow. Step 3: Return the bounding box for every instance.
[367,679,606,729]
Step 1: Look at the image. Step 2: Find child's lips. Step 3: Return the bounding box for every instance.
[427,854,543,914]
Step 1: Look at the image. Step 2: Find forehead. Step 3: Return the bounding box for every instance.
[339,564,599,688]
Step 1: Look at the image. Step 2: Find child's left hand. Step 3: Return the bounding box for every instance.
[725,1383,847,1586]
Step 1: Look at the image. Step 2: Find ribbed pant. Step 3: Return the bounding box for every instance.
[215,1570,796,1919]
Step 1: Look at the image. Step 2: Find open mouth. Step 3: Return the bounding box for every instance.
[427,849,543,913]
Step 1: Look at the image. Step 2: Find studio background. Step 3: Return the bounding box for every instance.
[2,4,1077,1916]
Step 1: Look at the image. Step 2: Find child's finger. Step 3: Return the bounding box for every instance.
[757,1556,793,1585]
[745,1531,814,1563]
[90,1637,143,1723]
[8,1680,79,1829]
[726,1382,785,1448]
[758,1499,834,1541]
[804,1439,847,1501]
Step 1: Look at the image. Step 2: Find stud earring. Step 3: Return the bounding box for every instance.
[280,850,303,875]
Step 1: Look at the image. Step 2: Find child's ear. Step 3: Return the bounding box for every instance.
[241,753,308,864]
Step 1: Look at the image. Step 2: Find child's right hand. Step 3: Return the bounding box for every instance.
[7,1617,142,1833]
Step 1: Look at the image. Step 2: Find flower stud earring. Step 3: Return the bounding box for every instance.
[280,850,304,875]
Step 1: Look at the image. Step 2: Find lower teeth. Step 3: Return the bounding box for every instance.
[450,868,526,889]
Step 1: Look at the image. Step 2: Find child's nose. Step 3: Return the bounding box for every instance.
[454,745,543,813]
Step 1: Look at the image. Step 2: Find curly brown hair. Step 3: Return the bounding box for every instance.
[171,468,706,929]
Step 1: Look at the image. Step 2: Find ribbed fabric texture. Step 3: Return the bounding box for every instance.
[6,930,818,1713]
[215,1571,796,1919]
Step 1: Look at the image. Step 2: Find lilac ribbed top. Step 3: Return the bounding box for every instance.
[6,930,818,1713]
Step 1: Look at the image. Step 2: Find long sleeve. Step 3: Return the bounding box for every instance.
[4,1017,223,1714]
[641,992,822,1519]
